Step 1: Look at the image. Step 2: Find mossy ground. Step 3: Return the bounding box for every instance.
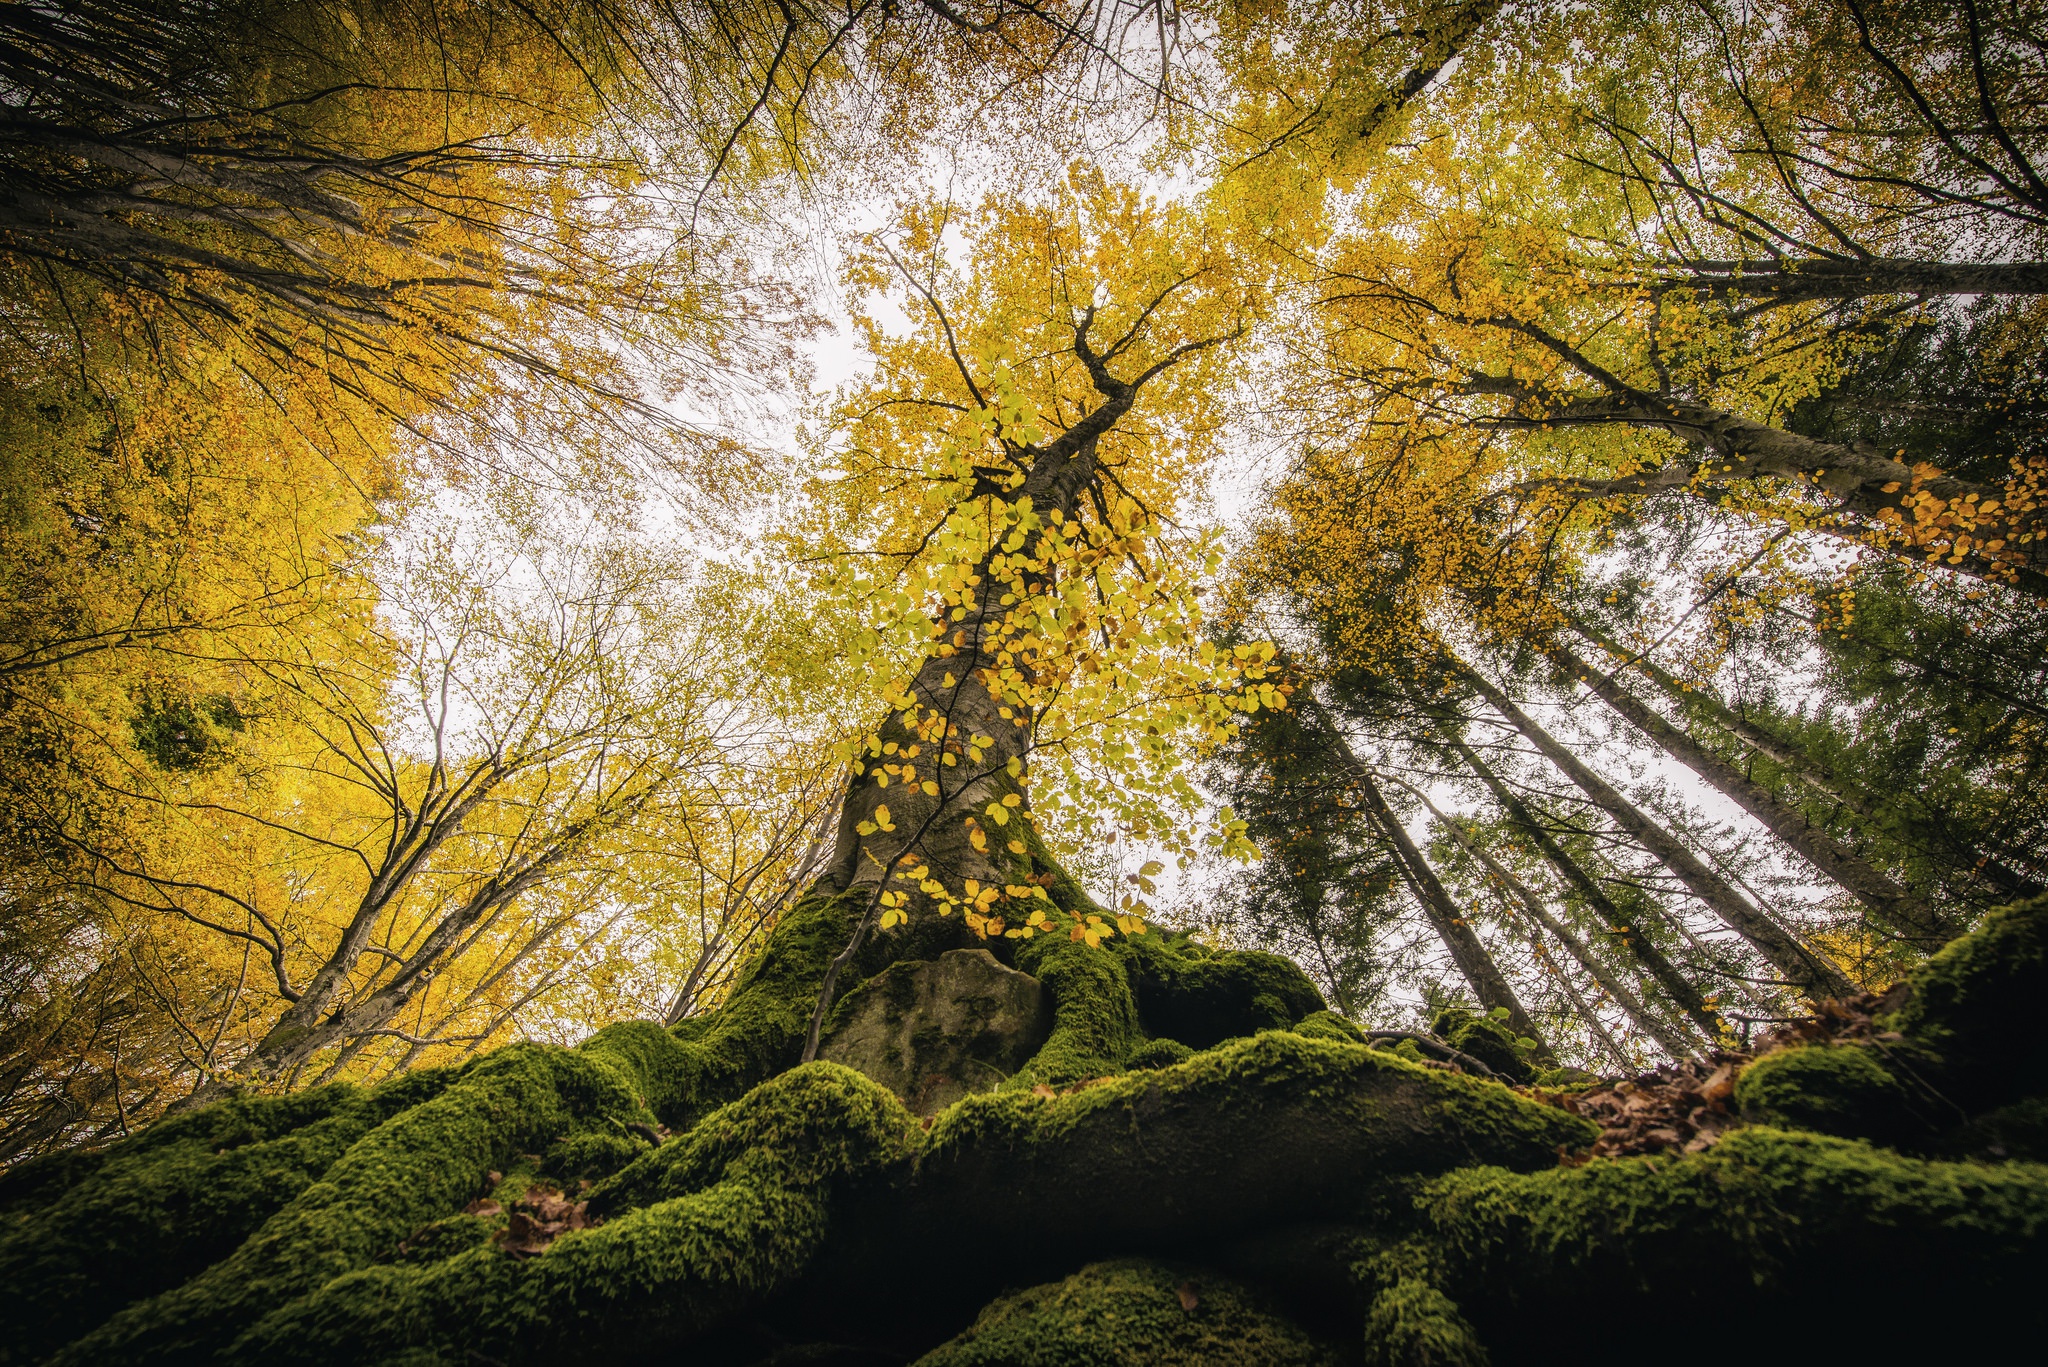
[6,892,2048,1364]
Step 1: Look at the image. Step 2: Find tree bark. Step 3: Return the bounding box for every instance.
[1677,256,2048,302]
[1572,616,2047,903]
[1482,378,2048,594]
[1430,723,1722,1047]
[1545,639,1954,945]
[1307,705,1552,1062]
[1452,656,1857,1001]
[1410,780,1691,1062]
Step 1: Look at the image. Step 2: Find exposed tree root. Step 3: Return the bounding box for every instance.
[4,894,2047,1365]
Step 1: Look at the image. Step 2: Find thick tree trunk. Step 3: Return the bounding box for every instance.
[1491,382,2048,594]
[1544,640,1953,946]
[1432,724,1722,1047]
[1680,256,2048,302]
[1452,656,1856,1001]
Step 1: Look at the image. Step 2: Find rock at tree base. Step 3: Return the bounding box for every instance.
[820,949,1052,1114]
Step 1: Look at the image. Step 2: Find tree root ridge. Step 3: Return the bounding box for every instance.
[7,897,2048,1363]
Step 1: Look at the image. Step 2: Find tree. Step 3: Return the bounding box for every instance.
[9,6,2048,1366]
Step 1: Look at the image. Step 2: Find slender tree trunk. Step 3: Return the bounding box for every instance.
[1308,706,1553,1063]
[1680,256,2048,301]
[1544,639,1954,945]
[1431,725,1721,1047]
[1413,783,1694,1061]
[1452,656,1856,1001]
[1569,619,1881,817]
[1573,617,2047,903]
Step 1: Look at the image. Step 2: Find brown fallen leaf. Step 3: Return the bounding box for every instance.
[491,1184,598,1257]
[462,1198,503,1217]
[1031,1084,1055,1098]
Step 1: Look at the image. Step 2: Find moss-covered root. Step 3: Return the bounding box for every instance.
[0,1071,455,1365]
[1410,1127,2048,1357]
[1721,892,2048,1151]
[1885,890,2048,1108]
[591,889,862,1130]
[1004,932,1145,1087]
[913,1259,1341,1366]
[891,1033,1596,1270]
[49,1041,665,1367]
[1001,928,1331,1091]
[226,1064,918,1367]
[1119,933,1326,1051]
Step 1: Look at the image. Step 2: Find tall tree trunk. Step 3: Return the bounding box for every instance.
[1408,780,1694,1061]
[800,309,1197,1059]
[1451,655,1857,1001]
[1306,704,1553,1062]
[1572,617,2047,903]
[1430,722,1723,1047]
[1544,639,1955,946]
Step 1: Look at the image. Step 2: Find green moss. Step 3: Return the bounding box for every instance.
[51,1043,653,1366]
[912,1259,1338,1366]
[1407,1126,2048,1353]
[1886,893,2048,1108]
[1122,933,1325,1050]
[1125,1038,1196,1070]
[1361,1278,1487,1367]
[1428,1009,1534,1084]
[587,890,862,1130]
[915,1033,1595,1259]
[1006,932,1143,1088]
[1290,1012,1367,1045]
[0,1071,458,1364]
[1734,1042,1928,1145]
[224,1064,918,1366]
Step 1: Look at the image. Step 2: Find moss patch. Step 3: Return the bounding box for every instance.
[1122,933,1325,1050]
[1409,1126,2048,1354]
[1734,1042,1925,1145]
[220,1064,918,1366]
[1429,1008,1534,1084]
[0,1070,457,1363]
[1886,893,2048,1108]
[913,1259,1338,1367]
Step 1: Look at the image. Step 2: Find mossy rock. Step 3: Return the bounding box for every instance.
[1886,893,2048,1108]
[1125,1038,1196,1070]
[1404,1126,2048,1356]
[1290,1012,1367,1046]
[1428,1008,1534,1083]
[820,948,1052,1114]
[912,1259,1340,1366]
[1122,934,1325,1050]
[1734,1042,1930,1147]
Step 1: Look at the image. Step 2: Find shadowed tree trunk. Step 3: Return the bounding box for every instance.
[1431,724,1722,1047]
[1450,653,1856,1001]
[1401,776,1687,1063]
[1543,639,1953,947]
[1299,697,1553,1064]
